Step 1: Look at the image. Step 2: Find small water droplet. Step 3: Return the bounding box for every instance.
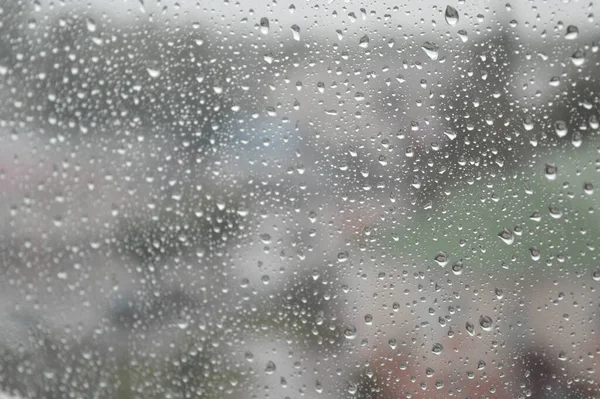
[432,343,444,355]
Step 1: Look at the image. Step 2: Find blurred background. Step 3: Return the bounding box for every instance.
[0,0,599,398]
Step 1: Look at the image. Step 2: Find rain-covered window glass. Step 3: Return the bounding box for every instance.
[0,0,599,398]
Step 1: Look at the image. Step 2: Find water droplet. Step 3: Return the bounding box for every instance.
[554,120,568,138]
[565,25,579,40]
[558,351,567,361]
[260,17,270,35]
[434,251,449,267]
[592,270,600,281]
[451,260,463,275]
[495,288,504,299]
[529,247,541,261]
[146,68,161,78]
[347,382,358,394]
[571,49,585,66]
[445,6,459,26]
[86,17,97,32]
[421,41,439,60]
[176,319,189,330]
[457,29,468,42]
[584,181,594,195]
[479,315,493,331]
[337,251,349,263]
[265,361,277,374]
[523,116,534,131]
[432,343,444,355]
[572,131,583,147]
[465,321,475,336]
[364,314,373,325]
[548,204,562,219]
[315,380,323,394]
[260,233,272,244]
[544,164,557,180]
[291,24,301,41]
[444,130,457,140]
[359,35,369,48]
[549,76,561,86]
[498,228,514,245]
[343,325,357,340]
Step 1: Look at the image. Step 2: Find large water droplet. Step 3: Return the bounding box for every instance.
[265,361,277,374]
[445,6,459,26]
[479,315,493,331]
[260,17,270,35]
[571,49,585,66]
[451,260,463,275]
[337,251,349,263]
[498,228,514,245]
[544,164,557,180]
[291,24,300,41]
[432,343,444,355]
[565,25,579,40]
[343,325,357,340]
[359,35,369,48]
[465,321,475,336]
[146,68,161,78]
[554,120,568,138]
[434,251,449,267]
[421,41,439,60]
[529,247,541,261]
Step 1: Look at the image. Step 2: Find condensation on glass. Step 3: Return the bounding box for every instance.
[0,0,598,398]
